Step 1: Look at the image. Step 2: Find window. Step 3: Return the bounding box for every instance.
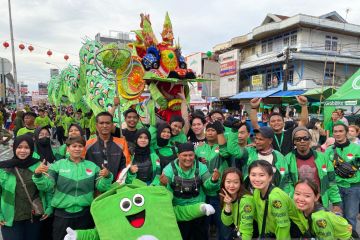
[251,47,255,55]
[290,34,297,46]
[325,67,334,80]
[288,69,294,84]
[283,36,289,46]
[267,40,273,52]
[262,42,267,54]
[325,36,338,51]
[266,72,272,88]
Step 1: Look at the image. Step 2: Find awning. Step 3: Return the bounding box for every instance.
[230,89,280,99]
[302,87,336,99]
[269,90,305,97]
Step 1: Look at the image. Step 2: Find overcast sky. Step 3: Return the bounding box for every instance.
[0,0,359,91]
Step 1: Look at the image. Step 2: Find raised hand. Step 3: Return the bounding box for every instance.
[99,164,110,178]
[296,95,308,106]
[176,86,186,100]
[219,188,232,205]
[35,160,49,175]
[113,97,120,106]
[250,98,262,109]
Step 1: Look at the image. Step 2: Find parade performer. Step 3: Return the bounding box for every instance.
[151,123,178,171]
[325,122,360,236]
[126,128,161,185]
[220,167,255,240]
[17,112,37,137]
[161,142,220,240]
[285,126,342,210]
[294,178,352,240]
[0,135,52,240]
[33,136,113,240]
[249,160,304,239]
[219,125,290,191]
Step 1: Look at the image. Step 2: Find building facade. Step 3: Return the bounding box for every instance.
[214,11,360,97]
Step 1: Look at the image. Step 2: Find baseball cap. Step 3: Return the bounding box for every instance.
[253,126,274,139]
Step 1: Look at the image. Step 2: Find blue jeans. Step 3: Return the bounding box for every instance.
[339,185,360,232]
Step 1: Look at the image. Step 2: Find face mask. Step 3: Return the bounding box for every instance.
[38,137,50,146]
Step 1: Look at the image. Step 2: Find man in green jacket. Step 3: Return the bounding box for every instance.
[35,108,54,128]
[285,126,342,210]
[161,142,220,240]
[325,122,360,234]
[219,125,290,191]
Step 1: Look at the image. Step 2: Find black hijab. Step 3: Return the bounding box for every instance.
[157,123,171,147]
[133,128,151,162]
[0,135,39,169]
[34,126,56,163]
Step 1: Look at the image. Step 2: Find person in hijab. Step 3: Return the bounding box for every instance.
[0,135,52,240]
[126,128,161,185]
[151,123,178,171]
[55,123,84,160]
[33,126,56,164]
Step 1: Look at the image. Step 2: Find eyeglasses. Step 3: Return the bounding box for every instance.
[294,136,311,142]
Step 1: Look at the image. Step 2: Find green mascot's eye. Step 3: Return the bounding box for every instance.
[133,194,144,207]
[120,198,132,212]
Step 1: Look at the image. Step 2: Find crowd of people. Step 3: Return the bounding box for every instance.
[0,96,359,240]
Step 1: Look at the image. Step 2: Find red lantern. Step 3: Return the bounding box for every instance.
[3,42,9,48]
[28,45,34,52]
[47,50,52,56]
[64,54,69,61]
[19,44,25,50]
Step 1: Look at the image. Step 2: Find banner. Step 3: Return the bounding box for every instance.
[251,74,263,87]
[220,61,236,77]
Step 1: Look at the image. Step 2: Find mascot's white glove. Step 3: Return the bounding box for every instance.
[64,227,77,240]
[200,203,215,216]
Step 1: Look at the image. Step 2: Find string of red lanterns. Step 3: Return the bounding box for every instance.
[2,41,71,61]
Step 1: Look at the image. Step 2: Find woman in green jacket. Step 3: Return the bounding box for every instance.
[55,124,84,160]
[294,178,352,240]
[127,128,161,185]
[0,135,52,240]
[34,126,56,164]
[220,167,255,240]
[151,123,178,171]
[249,160,304,240]
[33,136,113,240]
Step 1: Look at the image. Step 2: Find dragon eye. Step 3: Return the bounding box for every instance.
[120,198,132,212]
[133,194,144,207]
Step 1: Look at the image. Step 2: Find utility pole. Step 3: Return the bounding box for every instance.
[277,47,297,91]
[8,0,19,106]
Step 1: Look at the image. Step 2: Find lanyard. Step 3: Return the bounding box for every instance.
[274,132,284,150]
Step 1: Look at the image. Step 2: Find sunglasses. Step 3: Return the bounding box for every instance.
[294,136,311,142]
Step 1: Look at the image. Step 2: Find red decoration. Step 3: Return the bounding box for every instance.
[64,54,69,61]
[28,45,34,52]
[19,44,25,50]
[47,50,52,56]
[3,42,9,48]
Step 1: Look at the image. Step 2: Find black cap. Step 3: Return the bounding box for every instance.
[253,126,274,139]
[177,142,194,154]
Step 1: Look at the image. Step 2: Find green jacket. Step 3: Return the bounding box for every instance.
[163,159,220,206]
[33,158,113,213]
[169,131,187,146]
[220,143,290,192]
[253,187,304,240]
[62,116,75,137]
[17,127,35,137]
[296,207,352,240]
[325,142,360,188]
[285,150,341,208]
[221,194,255,240]
[126,152,161,186]
[54,144,68,161]
[195,143,229,196]
[0,162,53,226]
[35,116,54,128]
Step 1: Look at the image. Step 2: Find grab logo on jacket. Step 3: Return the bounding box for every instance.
[279,167,285,175]
[321,164,327,173]
[86,168,93,176]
